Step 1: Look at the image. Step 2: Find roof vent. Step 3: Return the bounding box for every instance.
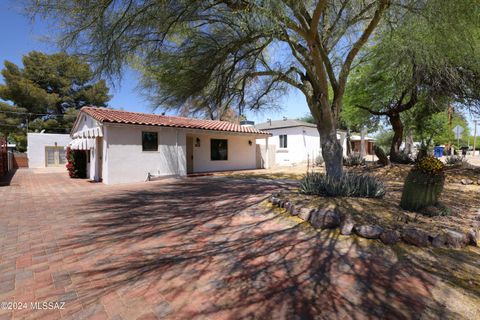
[267,118,272,126]
[283,116,287,121]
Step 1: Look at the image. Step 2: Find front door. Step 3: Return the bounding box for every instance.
[186,137,193,174]
[45,147,67,167]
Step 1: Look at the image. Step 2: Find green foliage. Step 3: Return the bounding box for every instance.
[342,0,480,156]
[374,130,394,151]
[300,172,385,198]
[0,51,110,134]
[343,154,365,167]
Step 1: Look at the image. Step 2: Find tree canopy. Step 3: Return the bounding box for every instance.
[341,0,480,160]
[0,51,111,150]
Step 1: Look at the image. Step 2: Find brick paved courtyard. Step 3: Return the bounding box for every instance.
[0,169,473,319]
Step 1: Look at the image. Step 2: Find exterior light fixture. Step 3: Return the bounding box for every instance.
[248,140,252,146]
[195,137,200,147]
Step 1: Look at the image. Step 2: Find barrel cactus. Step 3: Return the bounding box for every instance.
[400,156,445,211]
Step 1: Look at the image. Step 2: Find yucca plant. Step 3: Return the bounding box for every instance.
[300,172,385,198]
[343,154,365,166]
[400,156,445,211]
[445,155,464,166]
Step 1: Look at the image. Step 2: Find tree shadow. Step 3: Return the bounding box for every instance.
[0,169,17,187]
[58,177,468,319]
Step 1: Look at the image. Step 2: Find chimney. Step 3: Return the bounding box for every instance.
[267,118,272,126]
[283,116,287,121]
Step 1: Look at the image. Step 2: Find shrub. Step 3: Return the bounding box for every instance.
[314,153,324,166]
[445,155,464,166]
[391,151,414,164]
[400,156,445,211]
[299,172,386,198]
[66,147,87,178]
[343,154,365,166]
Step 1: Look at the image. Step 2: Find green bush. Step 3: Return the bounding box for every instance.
[299,172,386,198]
[343,154,365,166]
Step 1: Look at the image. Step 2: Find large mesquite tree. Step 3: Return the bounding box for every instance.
[28,0,406,178]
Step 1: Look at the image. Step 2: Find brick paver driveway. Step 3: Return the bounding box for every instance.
[0,169,451,320]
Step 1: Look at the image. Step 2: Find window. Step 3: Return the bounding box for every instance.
[211,139,228,160]
[279,135,288,148]
[142,132,158,151]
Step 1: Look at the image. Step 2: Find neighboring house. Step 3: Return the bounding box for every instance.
[27,133,72,168]
[255,119,348,166]
[68,107,270,184]
[350,134,376,155]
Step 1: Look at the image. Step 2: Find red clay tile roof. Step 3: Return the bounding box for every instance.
[80,107,270,135]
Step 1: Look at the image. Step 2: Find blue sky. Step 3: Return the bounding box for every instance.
[0,1,309,125]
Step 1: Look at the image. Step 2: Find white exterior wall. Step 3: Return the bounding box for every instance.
[103,125,187,185]
[190,133,256,173]
[256,126,348,166]
[257,127,321,166]
[27,133,72,168]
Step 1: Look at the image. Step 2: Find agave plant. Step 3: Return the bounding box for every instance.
[300,172,385,198]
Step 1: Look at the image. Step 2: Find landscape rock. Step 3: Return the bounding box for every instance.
[432,234,447,248]
[298,208,314,221]
[444,229,468,248]
[380,229,401,245]
[270,196,281,205]
[477,179,480,185]
[461,179,473,185]
[340,218,355,235]
[309,208,341,229]
[283,201,291,211]
[355,225,384,239]
[402,228,430,247]
[289,205,299,216]
[467,229,478,246]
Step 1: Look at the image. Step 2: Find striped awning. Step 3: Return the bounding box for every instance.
[72,127,103,139]
[67,138,96,150]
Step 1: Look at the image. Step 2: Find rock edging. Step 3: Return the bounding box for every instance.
[268,193,477,249]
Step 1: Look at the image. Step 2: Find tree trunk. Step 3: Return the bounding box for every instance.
[314,101,343,179]
[389,113,404,162]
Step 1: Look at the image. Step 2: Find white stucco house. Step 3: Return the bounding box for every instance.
[255,119,376,166]
[27,133,72,168]
[68,107,270,184]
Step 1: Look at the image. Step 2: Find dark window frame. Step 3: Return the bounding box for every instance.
[279,134,288,148]
[142,131,158,151]
[211,139,228,161]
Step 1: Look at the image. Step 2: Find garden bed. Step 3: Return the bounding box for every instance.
[264,163,480,248]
